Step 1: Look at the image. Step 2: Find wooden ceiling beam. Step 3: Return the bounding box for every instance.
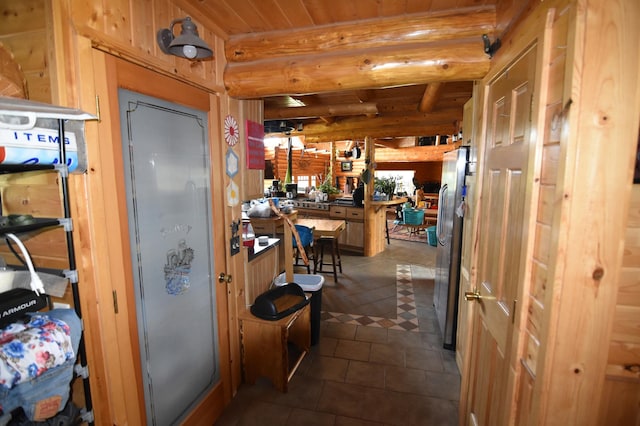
[373,143,461,163]
[225,8,495,63]
[265,102,379,119]
[301,108,463,134]
[418,82,444,113]
[225,40,489,98]
[223,9,494,98]
[355,90,375,102]
[302,123,457,143]
[319,116,335,125]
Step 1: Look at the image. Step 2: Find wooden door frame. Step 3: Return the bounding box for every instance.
[458,3,551,423]
[73,49,231,424]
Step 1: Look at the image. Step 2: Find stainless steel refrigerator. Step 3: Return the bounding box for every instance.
[434,146,469,350]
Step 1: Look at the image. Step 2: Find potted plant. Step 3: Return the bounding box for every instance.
[318,172,340,199]
[374,176,396,200]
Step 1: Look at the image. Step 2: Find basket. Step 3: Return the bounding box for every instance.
[427,226,437,246]
[403,208,425,225]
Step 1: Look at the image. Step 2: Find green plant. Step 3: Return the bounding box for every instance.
[318,172,340,194]
[374,176,396,197]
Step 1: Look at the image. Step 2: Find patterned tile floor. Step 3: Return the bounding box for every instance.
[321,264,434,332]
[216,239,459,426]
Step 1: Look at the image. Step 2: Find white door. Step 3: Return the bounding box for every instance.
[119,89,220,425]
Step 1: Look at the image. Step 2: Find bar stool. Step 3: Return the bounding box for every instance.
[314,237,342,282]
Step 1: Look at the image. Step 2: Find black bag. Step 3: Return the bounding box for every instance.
[0,288,48,328]
[250,283,309,321]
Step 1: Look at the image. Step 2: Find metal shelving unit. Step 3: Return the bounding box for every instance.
[0,99,95,425]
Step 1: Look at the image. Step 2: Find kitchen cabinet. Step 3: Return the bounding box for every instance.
[330,206,364,252]
[243,238,282,305]
[239,302,310,392]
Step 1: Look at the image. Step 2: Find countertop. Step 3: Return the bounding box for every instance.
[246,237,280,262]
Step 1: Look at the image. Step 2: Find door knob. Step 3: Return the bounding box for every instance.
[218,273,232,284]
[464,290,481,301]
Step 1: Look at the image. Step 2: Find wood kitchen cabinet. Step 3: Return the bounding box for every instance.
[239,303,311,392]
[330,206,364,252]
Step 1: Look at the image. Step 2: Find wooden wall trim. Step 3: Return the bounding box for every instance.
[533,0,640,423]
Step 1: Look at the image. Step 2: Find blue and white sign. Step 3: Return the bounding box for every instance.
[0,127,82,171]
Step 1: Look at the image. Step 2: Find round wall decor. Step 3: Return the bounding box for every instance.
[224,114,239,146]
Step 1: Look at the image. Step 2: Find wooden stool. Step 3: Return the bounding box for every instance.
[314,237,342,282]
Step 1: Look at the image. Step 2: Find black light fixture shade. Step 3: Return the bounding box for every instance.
[157,17,213,60]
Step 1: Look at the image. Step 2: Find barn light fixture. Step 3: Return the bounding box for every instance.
[157,17,212,60]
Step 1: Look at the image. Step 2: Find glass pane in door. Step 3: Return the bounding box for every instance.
[119,89,219,425]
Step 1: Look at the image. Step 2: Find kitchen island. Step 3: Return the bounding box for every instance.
[289,196,408,256]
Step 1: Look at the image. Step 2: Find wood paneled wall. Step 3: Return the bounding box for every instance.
[0,0,69,297]
[0,0,51,103]
[68,0,224,93]
[598,184,640,424]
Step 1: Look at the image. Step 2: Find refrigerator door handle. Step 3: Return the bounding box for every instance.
[437,184,447,244]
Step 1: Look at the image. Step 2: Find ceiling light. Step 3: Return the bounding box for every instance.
[157,17,212,60]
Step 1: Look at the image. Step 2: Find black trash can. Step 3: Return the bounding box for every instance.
[275,273,324,345]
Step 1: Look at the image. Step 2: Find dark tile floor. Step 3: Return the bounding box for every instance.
[216,238,460,426]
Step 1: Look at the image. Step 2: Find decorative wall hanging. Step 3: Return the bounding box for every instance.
[226,180,239,206]
[225,148,239,178]
[224,114,239,146]
[341,161,353,172]
[164,239,194,295]
[246,120,264,169]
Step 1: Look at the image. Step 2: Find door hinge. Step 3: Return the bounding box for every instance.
[512,299,517,323]
[95,95,101,122]
[112,290,119,314]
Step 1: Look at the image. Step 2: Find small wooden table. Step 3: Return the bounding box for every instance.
[239,302,311,392]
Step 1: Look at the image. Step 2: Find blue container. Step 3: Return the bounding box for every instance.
[427,226,437,246]
[403,208,424,225]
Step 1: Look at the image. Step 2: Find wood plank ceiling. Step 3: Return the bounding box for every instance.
[180,0,500,145]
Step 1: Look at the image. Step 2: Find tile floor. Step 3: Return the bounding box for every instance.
[216,239,460,426]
